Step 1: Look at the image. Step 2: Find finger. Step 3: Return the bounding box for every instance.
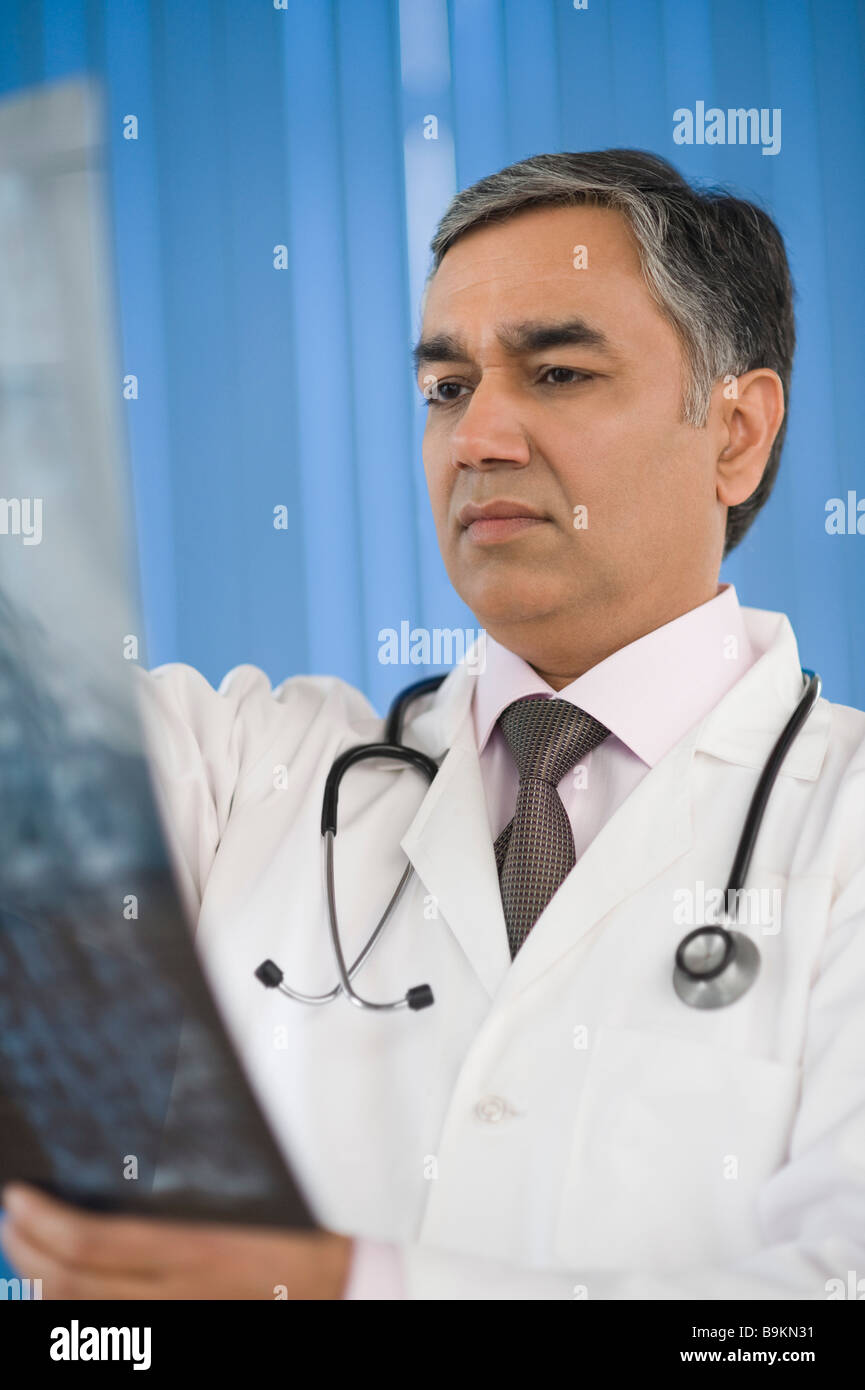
[1,1184,200,1274]
[0,1220,164,1300]
[1,1216,296,1301]
[2,1207,347,1300]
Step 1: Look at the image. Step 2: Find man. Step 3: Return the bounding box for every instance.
[3,150,864,1300]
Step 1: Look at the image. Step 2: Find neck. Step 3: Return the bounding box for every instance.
[486,580,722,691]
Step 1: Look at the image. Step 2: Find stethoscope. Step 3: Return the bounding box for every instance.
[255,668,821,1014]
[673,667,821,1008]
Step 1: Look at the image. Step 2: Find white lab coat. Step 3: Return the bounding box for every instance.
[134,604,865,1300]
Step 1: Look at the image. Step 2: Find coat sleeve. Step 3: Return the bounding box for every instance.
[397,846,865,1300]
[132,662,271,927]
[132,661,377,926]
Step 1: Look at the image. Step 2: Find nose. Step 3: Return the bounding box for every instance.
[447,380,531,473]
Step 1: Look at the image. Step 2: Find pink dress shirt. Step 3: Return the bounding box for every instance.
[343,582,758,1298]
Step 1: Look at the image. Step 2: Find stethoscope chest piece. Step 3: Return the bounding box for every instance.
[673,925,761,1009]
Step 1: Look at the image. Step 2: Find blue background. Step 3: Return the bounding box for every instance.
[1,0,864,712]
[1,0,864,1284]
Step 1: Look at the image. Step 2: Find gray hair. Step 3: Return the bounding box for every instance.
[426,150,796,557]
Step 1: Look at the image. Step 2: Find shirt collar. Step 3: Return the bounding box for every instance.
[472,583,756,769]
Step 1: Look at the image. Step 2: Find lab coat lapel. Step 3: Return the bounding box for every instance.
[399,666,512,1000]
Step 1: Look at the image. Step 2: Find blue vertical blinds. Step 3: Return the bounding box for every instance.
[0,0,861,704]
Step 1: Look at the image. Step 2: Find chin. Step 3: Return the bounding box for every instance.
[458,573,562,630]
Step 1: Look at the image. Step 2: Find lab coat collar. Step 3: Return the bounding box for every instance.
[471,581,757,769]
[693,607,829,780]
[397,605,829,1003]
[405,606,829,781]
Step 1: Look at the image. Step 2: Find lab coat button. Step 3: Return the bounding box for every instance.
[475,1095,509,1123]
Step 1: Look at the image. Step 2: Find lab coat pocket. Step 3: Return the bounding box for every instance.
[553,1024,802,1274]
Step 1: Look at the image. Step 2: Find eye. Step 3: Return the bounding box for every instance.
[540,366,593,386]
[421,379,468,408]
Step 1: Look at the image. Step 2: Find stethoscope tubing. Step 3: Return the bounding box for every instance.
[323,832,417,1010]
[724,669,821,898]
[265,851,415,1006]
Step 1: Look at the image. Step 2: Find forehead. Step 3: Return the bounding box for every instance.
[421,204,652,339]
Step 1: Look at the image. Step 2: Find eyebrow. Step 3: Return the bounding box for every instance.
[411,317,614,374]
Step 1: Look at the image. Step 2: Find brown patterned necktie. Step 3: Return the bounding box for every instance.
[494,697,612,958]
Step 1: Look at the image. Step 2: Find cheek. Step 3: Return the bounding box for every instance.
[541,413,643,515]
[423,451,453,530]
[545,413,694,539]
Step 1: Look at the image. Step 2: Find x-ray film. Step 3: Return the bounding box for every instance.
[0,79,315,1230]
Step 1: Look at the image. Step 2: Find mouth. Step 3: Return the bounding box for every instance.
[457,499,549,545]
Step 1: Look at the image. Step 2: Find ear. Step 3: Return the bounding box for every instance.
[714,368,786,508]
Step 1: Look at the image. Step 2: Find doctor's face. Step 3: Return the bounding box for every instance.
[416,204,729,675]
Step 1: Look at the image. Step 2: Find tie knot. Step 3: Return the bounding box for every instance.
[497,696,611,786]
